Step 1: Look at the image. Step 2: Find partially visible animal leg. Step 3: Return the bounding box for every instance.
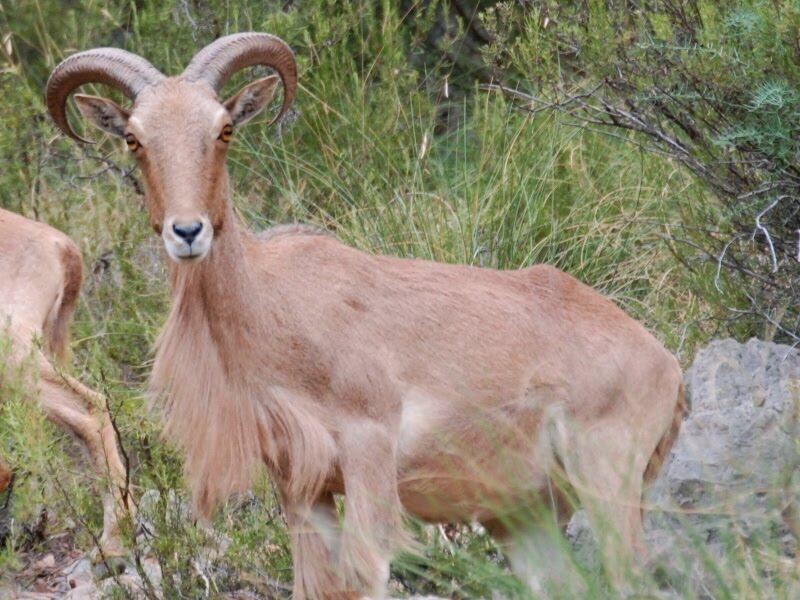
[0,456,10,493]
[495,522,584,598]
[60,374,131,506]
[485,492,582,599]
[338,424,409,599]
[38,370,132,559]
[559,422,648,589]
[284,491,352,599]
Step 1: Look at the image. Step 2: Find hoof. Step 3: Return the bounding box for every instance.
[92,555,128,579]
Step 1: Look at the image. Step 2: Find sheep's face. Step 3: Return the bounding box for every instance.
[74,75,279,263]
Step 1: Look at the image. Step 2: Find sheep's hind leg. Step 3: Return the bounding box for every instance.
[38,369,132,573]
[507,524,586,598]
[486,497,583,599]
[560,422,648,591]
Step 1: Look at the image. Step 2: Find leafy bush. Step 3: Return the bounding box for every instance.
[485,0,800,342]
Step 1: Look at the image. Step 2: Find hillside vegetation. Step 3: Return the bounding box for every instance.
[0,1,794,598]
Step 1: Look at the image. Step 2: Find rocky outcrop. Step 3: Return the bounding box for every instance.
[650,338,800,541]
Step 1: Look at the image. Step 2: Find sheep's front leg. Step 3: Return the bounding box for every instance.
[284,491,353,599]
[339,422,409,599]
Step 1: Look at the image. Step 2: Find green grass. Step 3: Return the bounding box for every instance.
[0,1,790,598]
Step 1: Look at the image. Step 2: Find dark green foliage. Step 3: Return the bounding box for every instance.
[486,0,800,341]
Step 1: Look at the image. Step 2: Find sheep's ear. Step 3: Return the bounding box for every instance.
[223,75,280,126]
[73,94,130,138]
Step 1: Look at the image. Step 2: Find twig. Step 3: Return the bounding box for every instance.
[192,559,211,598]
[481,81,603,114]
[714,234,745,293]
[752,196,785,273]
[99,370,133,511]
[179,0,200,41]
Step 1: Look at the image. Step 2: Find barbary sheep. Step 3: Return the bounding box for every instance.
[46,33,684,598]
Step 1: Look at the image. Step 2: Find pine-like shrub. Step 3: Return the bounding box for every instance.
[485,0,800,341]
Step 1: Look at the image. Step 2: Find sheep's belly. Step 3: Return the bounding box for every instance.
[396,387,555,523]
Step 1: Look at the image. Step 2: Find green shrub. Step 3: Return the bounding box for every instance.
[485,0,800,342]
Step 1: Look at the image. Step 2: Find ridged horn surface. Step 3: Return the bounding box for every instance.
[46,48,165,143]
[183,33,296,124]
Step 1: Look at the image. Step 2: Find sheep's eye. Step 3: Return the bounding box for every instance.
[219,124,233,143]
[125,133,140,152]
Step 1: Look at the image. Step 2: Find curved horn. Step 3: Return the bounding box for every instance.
[46,48,165,143]
[182,33,296,125]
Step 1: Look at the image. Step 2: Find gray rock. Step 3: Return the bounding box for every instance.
[565,510,599,569]
[62,557,94,590]
[64,583,100,600]
[649,338,800,541]
[569,338,800,589]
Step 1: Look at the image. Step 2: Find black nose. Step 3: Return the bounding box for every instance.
[172,221,203,245]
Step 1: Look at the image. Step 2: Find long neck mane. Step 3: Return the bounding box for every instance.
[150,201,334,517]
[150,207,265,516]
